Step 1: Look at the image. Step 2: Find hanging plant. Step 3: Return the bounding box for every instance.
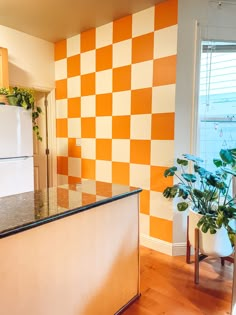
[0,87,43,141]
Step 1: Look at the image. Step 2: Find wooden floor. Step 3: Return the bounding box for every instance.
[123,246,233,315]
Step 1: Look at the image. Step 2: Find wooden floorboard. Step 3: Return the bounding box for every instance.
[123,246,233,315]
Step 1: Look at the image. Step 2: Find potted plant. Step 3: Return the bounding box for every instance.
[0,87,42,141]
[163,149,236,257]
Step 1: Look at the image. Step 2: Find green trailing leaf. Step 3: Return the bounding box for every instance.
[164,166,177,177]
[177,202,189,211]
[177,158,188,166]
[182,173,197,183]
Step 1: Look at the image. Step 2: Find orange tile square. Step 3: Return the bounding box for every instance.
[130,140,151,165]
[132,33,154,64]
[96,93,112,116]
[81,73,95,96]
[150,216,173,242]
[96,45,112,71]
[82,192,96,205]
[113,65,131,92]
[113,15,132,43]
[68,176,81,185]
[56,119,68,138]
[81,29,95,53]
[68,138,81,158]
[67,55,80,77]
[55,79,67,100]
[150,166,173,192]
[152,113,175,140]
[140,190,150,215]
[57,187,69,208]
[81,117,95,138]
[96,139,112,160]
[68,97,81,118]
[112,162,130,186]
[112,116,130,139]
[153,55,176,86]
[131,88,152,114]
[54,40,67,61]
[155,0,178,30]
[81,158,95,180]
[57,156,68,176]
[96,181,113,197]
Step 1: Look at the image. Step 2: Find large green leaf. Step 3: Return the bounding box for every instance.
[183,154,203,163]
[164,166,177,177]
[194,165,208,177]
[177,158,188,166]
[220,149,234,165]
[222,167,236,176]
[182,173,197,183]
[213,159,223,168]
[177,202,189,211]
[193,189,204,199]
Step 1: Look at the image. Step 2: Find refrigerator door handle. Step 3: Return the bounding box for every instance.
[0,156,32,162]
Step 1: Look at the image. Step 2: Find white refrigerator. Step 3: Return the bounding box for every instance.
[0,105,34,197]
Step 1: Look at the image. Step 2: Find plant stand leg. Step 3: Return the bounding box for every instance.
[194,228,200,284]
[186,215,191,264]
[221,257,225,266]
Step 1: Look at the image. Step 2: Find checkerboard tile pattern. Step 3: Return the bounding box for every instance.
[54,0,178,244]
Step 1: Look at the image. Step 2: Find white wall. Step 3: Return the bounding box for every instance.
[174,0,236,243]
[0,25,54,91]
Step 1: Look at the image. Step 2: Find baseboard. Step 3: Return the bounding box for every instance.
[140,233,186,256]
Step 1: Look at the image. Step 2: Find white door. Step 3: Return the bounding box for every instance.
[33,92,48,190]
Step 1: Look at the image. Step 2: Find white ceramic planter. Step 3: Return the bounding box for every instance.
[188,208,233,257]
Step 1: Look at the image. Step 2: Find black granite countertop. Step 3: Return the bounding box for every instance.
[0,179,142,239]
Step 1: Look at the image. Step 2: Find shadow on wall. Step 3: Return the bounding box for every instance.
[9,62,33,86]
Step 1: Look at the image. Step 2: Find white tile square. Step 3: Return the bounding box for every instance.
[57,174,68,185]
[55,59,67,80]
[131,61,153,90]
[154,25,178,59]
[56,99,68,118]
[81,95,96,117]
[151,140,174,166]
[81,138,96,159]
[69,190,82,208]
[112,39,132,68]
[80,50,96,75]
[130,164,150,190]
[139,213,150,235]
[67,76,81,98]
[96,69,112,94]
[96,23,113,48]
[112,91,131,116]
[68,118,81,138]
[131,114,151,139]
[112,139,130,162]
[96,160,112,182]
[68,157,81,177]
[56,138,68,156]
[150,191,173,220]
[96,116,112,138]
[67,34,80,57]
[152,84,176,113]
[132,7,155,38]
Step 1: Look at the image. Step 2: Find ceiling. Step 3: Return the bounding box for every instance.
[0,0,165,43]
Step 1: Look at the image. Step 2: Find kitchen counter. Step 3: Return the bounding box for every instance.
[0,179,141,238]
[0,179,141,315]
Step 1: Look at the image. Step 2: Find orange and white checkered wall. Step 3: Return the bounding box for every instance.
[55,0,177,245]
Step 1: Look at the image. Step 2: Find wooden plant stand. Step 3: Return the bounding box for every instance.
[186,216,234,284]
